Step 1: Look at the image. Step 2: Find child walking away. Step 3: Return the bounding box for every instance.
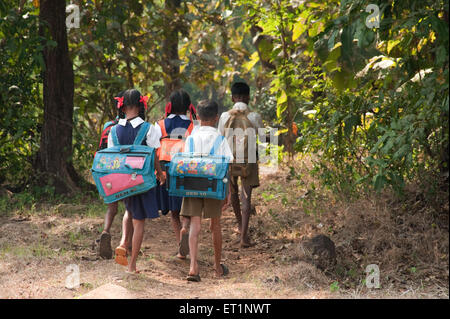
[155,89,196,259]
[179,100,233,281]
[96,91,130,259]
[107,89,166,273]
[218,82,263,248]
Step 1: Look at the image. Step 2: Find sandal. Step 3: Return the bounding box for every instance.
[216,264,229,277]
[178,232,189,258]
[186,274,201,282]
[98,232,112,259]
[114,246,128,266]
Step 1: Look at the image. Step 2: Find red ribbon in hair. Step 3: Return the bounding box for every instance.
[164,102,172,117]
[114,97,124,109]
[164,102,197,120]
[140,95,149,110]
[188,103,197,121]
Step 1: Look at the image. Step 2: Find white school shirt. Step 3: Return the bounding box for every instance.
[217,102,264,136]
[184,126,234,161]
[107,117,161,149]
[153,114,197,138]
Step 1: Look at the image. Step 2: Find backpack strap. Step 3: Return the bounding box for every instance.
[187,136,194,153]
[184,122,194,137]
[110,124,120,146]
[209,135,225,156]
[102,120,115,132]
[133,122,151,145]
[158,119,168,138]
[98,121,114,149]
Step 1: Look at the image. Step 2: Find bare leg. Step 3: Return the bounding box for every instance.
[177,216,190,259]
[188,216,201,276]
[240,185,253,248]
[221,184,231,212]
[181,216,190,232]
[103,202,118,234]
[99,202,119,259]
[170,210,182,243]
[230,177,242,232]
[118,210,133,254]
[210,217,223,276]
[128,218,145,273]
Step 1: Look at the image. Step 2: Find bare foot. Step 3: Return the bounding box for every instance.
[240,240,254,248]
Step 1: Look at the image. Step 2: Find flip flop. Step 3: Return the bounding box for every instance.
[240,241,255,248]
[186,274,201,282]
[114,246,128,266]
[217,264,229,277]
[175,251,186,260]
[98,232,112,259]
[178,232,189,258]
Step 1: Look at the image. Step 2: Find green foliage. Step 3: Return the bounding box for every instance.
[235,0,449,195]
[0,0,447,200]
[0,3,44,187]
[330,281,340,292]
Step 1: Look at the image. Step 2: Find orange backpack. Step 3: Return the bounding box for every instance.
[157,119,194,162]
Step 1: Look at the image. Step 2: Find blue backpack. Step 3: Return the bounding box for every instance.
[91,122,157,204]
[167,135,230,200]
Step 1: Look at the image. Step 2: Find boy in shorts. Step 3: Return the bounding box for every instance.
[218,82,263,248]
[180,100,233,282]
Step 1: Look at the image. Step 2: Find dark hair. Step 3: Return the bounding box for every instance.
[231,82,250,97]
[197,100,218,121]
[169,89,191,114]
[114,90,125,119]
[121,88,146,119]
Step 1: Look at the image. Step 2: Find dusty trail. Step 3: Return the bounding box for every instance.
[0,164,447,299]
[0,166,319,299]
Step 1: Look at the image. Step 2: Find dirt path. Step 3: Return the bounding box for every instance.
[0,203,330,299]
[0,165,330,299]
[0,164,447,299]
[0,208,318,298]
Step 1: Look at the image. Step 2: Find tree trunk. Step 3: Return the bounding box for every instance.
[161,0,182,100]
[37,0,80,194]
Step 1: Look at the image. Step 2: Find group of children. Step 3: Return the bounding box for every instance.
[95,82,262,281]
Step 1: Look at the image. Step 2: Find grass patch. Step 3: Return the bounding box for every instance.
[0,242,60,259]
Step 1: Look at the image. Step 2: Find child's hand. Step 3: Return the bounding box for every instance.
[158,171,166,185]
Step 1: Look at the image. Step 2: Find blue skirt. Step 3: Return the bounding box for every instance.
[124,187,159,220]
[156,182,183,214]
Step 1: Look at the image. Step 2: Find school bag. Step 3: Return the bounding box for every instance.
[98,119,119,151]
[167,135,230,200]
[156,119,194,162]
[223,109,255,178]
[91,122,157,204]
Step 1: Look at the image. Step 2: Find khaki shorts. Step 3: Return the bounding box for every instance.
[180,197,223,219]
[230,163,260,194]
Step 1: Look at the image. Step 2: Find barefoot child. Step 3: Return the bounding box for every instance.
[180,100,233,281]
[218,82,263,248]
[155,89,196,259]
[108,89,166,273]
